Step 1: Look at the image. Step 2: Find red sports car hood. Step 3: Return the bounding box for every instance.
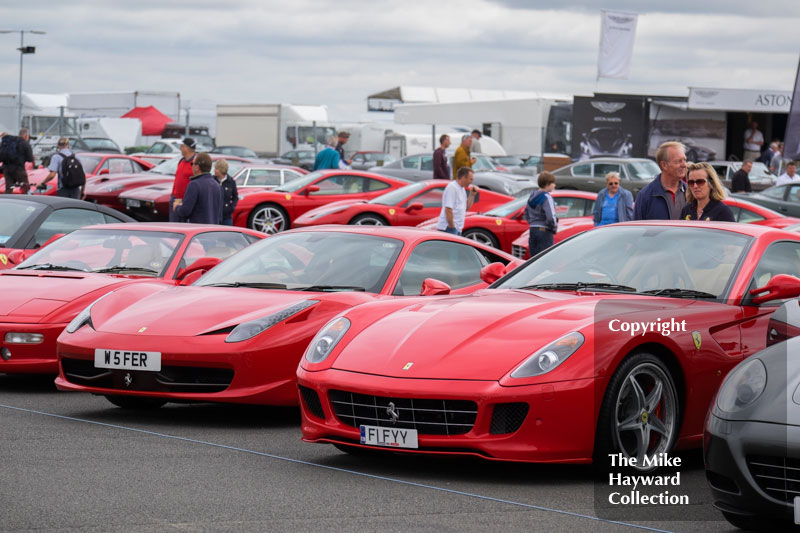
[92,286,360,336]
[332,290,692,380]
[121,183,172,201]
[0,272,129,320]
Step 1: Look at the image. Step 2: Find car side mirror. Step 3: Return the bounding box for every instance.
[750,274,800,305]
[7,249,25,265]
[176,256,222,281]
[479,262,507,284]
[40,233,65,249]
[179,269,206,286]
[420,278,451,296]
[98,169,110,175]
[406,202,423,212]
[305,185,320,195]
[765,298,800,346]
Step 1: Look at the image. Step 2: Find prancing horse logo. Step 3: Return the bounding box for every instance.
[138,326,147,333]
[386,402,400,424]
[124,373,133,387]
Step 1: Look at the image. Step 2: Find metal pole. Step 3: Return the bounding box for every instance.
[312,121,317,156]
[17,31,23,130]
[431,124,435,153]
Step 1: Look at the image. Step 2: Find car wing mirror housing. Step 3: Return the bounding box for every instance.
[479,262,507,285]
[406,202,423,212]
[176,256,222,281]
[7,249,26,265]
[420,278,451,296]
[750,274,800,305]
[305,185,320,195]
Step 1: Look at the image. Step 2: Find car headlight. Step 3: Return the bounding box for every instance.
[303,317,350,363]
[4,333,44,344]
[716,358,767,413]
[65,293,112,334]
[225,300,318,343]
[511,332,584,378]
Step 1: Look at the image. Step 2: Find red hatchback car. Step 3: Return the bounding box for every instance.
[293,180,513,229]
[417,190,596,252]
[232,170,409,233]
[297,222,800,466]
[1,223,263,374]
[55,226,519,408]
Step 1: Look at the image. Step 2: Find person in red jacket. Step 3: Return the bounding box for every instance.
[170,137,197,222]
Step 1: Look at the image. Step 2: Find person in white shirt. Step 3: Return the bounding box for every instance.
[436,167,477,235]
[776,161,800,186]
[743,121,764,161]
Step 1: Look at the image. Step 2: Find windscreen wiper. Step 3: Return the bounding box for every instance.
[92,266,159,274]
[295,285,366,292]
[518,282,637,292]
[202,282,288,289]
[17,263,87,272]
[640,288,717,299]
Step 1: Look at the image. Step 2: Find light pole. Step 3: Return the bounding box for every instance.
[0,30,46,131]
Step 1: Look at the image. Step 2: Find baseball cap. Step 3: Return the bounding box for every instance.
[182,137,197,150]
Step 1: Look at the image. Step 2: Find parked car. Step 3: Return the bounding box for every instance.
[0,223,263,373]
[135,139,183,156]
[417,190,596,253]
[370,153,536,197]
[704,296,800,530]
[491,155,529,170]
[510,155,543,177]
[297,222,800,466]
[233,170,410,233]
[232,164,307,189]
[0,196,134,269]
[81,137,122,154]
[550,157,660,198]
[709,160,777,192]
[350,151,395,171]
[211,145,260,159]
[578,127,632,160]
[54,226,520,408]
[293,180,512,229]
[273,149,316,171]
[734,183,800,218]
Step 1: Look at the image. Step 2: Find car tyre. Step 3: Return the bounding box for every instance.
[248,203,289,234]
[595,352,680,471]
[350,213,388,226]
[463,228,500,248]
[105,395,167,410]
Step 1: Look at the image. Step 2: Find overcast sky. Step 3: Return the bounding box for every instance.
[1,1,799,120]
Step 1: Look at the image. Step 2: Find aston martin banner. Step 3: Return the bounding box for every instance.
[597,10,638,80]
[783,57,800,161]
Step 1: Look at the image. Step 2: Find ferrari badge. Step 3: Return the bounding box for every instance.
[138,326,148,333]
[402,362,413,370]
[692,331,702,351]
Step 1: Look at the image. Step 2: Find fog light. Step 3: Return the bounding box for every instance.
[4,332,44,344]
[1,347,10,360]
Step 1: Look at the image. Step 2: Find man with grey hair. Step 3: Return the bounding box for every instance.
[452,134,476,180]
[0,127,34,194]
[313,135,341,170]
[633,141,687,220]
[40,137,82,198]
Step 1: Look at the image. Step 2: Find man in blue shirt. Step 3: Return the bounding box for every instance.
[40,137,81,198]
[313,136,341,170]
[633,141,687,220]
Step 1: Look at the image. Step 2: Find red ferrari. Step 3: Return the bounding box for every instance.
[297,222,800,466]
[0,154,155,195]
[417,190,596,252]
[232,171,409,233]
[293,180,513,229]
[55,226,520,408]
[510,197,800,260]
[0,223,263,373]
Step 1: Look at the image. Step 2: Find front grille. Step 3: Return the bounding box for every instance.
[747,454,800,503]
[61,357,233,393]
[329,389,477,436]
[298,385,325,420]
[125,203,161,222]
[489,402,529,434]
[512,244,526,259]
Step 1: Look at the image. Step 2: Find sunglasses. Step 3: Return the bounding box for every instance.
[687,178,707,187]
[607,182,620,186]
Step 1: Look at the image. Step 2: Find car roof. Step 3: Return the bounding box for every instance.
[79,222,261,236]
[1,195,109,208]
[612,219,796,238]
[237,163,301,170]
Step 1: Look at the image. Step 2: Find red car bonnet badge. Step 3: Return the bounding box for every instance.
[403,362,413,370]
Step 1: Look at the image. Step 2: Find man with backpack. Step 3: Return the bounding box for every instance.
[0,128,34,194]
[40,137,86,198]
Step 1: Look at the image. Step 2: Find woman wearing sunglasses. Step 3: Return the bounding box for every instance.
[680,162,735,222]
[592,171,634,226]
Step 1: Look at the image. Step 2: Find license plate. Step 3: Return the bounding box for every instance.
[359,425,418,449]
[94,348,161,371]
[125,199,141,208]
[795,496,799,524]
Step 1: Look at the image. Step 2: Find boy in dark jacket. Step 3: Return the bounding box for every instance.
[214,159,238,225]
[525,171,558,256]
[175,152,223,224]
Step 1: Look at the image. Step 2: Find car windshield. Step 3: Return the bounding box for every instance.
[485,197,526,217]
[275,171,329,192]
[472,155,497,171]
[0,199,44,245]
[147,156,181,175]
[16,228,185,276]
[364,152,394,162]
[196,231,403,293]
[626,160,660,180]
[524,156,541,167]
[369,182,427,205]
[494,156,524,166]
[76,155,103,173]
[495,225,751,298]
[83,138,119,151]
[747,162,774,180]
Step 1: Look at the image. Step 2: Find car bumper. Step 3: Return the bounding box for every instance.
[0,322,64,373]
[56,329,303,405]
[704,413,799,523]
[297,367,598,463]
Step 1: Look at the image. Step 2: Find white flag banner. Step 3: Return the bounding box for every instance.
[597,10,638,80]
